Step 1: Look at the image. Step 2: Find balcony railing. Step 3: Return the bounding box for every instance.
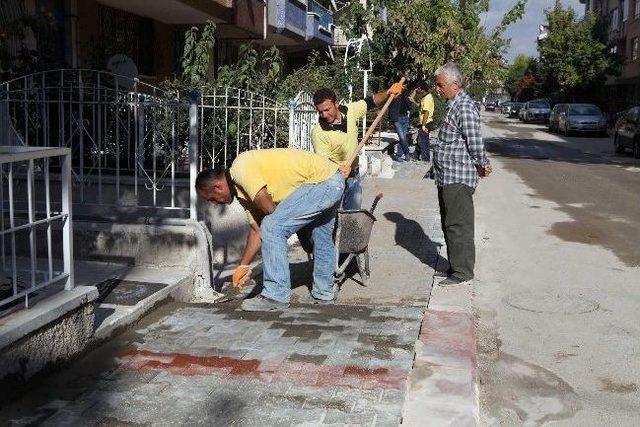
[308,0,333,32]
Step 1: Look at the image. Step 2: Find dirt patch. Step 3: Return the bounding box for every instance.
[600,378,639,394]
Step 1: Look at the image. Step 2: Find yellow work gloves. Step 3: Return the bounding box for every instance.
[388,82,404,96]
[232,264,252,288]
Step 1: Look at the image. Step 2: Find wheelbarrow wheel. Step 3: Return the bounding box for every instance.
[356,253,370,286]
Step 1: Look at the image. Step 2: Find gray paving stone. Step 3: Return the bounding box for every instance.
[4,301,425,427]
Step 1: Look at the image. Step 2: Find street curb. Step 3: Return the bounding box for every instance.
[402,269,479,426]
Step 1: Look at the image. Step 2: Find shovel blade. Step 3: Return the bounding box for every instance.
[215,279,258,303]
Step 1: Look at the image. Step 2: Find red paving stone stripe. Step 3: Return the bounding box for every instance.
[419,309,477,369]
[117,349,407,390]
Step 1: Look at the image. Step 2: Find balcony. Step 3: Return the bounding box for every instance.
[267,0,308,42]
[96,0,234,24]
[306,0,334,44]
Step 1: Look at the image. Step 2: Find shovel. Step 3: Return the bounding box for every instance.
[214,279,259,303]
[343,77,407,168]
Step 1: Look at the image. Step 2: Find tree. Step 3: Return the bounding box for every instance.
[335,0,528,87]
[216,44,284,99]
[537,4,619,102]
[505,54,535,100]
[181,21,216,87]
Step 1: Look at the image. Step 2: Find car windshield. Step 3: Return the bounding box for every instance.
[530,102,550,109]
[569,105,601,115]
[513,103,523,107]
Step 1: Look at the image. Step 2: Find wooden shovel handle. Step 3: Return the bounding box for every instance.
[344,77,406,167]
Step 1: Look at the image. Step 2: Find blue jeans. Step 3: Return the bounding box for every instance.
[417,129,430,161]
[343,173,362,209]
[392,116,410,158]
[260,173,345,303]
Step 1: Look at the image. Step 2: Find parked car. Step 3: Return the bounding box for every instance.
[548,103,569,132]
[521,100,551,123]
[503,102,523,118]
[613,107,640,158]
[485,101,498,112]
[557,104,607,136]
[511,102,524,118]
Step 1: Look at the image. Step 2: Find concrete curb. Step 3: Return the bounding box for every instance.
[402,269,479,426]
[0,286,98,352]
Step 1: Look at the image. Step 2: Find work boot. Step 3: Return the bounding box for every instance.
[240,295,289,312]
[301,293,336,305]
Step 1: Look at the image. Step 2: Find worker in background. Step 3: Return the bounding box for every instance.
[409,80,435,162]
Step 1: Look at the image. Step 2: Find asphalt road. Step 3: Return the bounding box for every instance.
[475,112,640,425]
[484,112,640,267]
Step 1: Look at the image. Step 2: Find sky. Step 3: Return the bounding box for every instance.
[482,0,585,63]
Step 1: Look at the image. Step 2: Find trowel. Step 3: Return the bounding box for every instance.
[214,279,259,303]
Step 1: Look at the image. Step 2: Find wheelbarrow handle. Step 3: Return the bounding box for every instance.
[370,193,383,214]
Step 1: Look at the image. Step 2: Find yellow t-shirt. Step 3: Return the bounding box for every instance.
[420,93,435,125]
[229,148,338,223]
[310,100,369,166]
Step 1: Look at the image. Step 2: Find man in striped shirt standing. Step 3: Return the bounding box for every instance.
[432,62,492,286]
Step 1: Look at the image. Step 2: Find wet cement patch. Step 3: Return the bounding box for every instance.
[486,135,640,267]
[477,312,581,426]
[600,378,639,394]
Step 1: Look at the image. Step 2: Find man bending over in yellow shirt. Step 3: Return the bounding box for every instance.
[196,148,345,312]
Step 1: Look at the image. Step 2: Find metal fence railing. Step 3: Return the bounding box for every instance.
[0,146,73,313]
[1,69,318,219]
[289,91,318,152]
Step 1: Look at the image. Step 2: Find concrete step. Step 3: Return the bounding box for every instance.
[92,266,192,340]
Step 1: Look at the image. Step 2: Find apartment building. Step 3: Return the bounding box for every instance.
[581,0,640,109]
[1,0,335,81]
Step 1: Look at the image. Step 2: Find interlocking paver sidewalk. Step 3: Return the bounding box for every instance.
[1,160,478,426]
[3,302,423,426]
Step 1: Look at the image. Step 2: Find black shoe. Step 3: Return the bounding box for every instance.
[438,276,472,287]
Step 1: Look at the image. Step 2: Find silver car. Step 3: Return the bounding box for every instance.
[522,100,551,123]
[558,104,607,136]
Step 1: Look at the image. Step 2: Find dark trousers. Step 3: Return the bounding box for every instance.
[437,184,475,280]
[416,129,430,161]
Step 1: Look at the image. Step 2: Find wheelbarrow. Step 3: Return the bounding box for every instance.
[298,193,383,286]
[333,193,383,286]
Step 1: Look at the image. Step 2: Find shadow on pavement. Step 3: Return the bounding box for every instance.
[383,212,446,271]
[486,137,640,167]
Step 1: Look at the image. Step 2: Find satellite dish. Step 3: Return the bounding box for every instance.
[107,54,138,90]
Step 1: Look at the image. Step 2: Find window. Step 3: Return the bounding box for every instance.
[98,5,155,76]
[632,37,639,60]
[636,0,640,18]
[623,0,628,22]
[611,8,619,30]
